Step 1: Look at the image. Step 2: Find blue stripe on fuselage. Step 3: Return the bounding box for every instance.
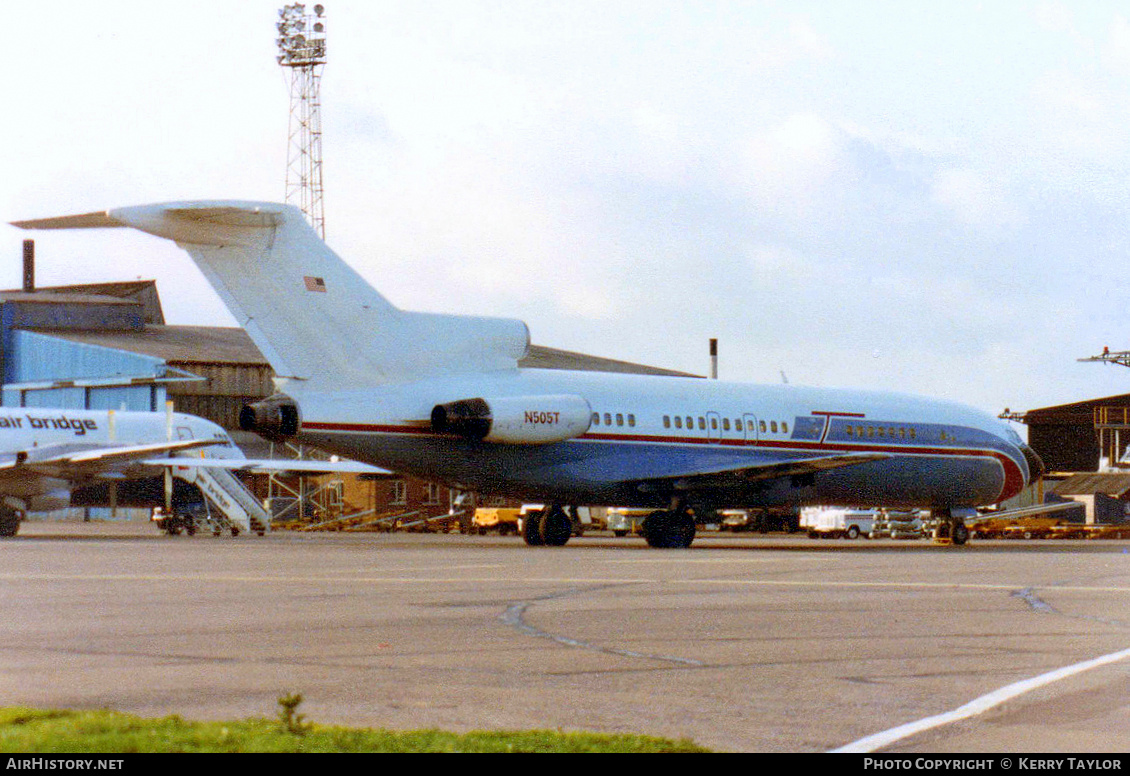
[294,422,1016,509]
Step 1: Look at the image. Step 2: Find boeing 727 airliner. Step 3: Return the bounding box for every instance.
[14,202,1044,547]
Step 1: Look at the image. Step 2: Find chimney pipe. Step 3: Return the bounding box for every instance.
[709,338,718,380]
[22,240,34,292]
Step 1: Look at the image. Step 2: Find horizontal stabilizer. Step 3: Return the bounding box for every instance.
[10,211,123,230]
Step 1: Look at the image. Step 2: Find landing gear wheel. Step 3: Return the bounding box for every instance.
[952,521,969,546]
[0,507,20,538]
[643,510,672,548]
[933,509,970,546]
[539,506,572,547]
[522,513,545,546]
[670,511,696,548]
[643,510,696,549]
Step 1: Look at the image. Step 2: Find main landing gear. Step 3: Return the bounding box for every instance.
[522,504,575,547]
[642,502,696,549]
[522,501,697,549]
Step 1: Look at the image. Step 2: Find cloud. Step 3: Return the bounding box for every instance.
[1033,2,1077,35]
[1103,14,1130,75]
[931,169,1027,235]
[735,114,848,219]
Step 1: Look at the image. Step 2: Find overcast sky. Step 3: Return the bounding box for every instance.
[5,1,1130,418]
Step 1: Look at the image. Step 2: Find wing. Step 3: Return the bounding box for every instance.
[652,452,890,491]
[530,446,889,490]
[0,439,221,483]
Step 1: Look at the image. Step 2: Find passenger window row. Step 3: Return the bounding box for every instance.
[659,415,789,435]
[591,412,636,428]
[591,413,949,443]
[845,425,919,441]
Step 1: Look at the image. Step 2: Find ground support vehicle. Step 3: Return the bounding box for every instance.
[719,509,801,533]
[151,502,236,536]
[801,507,877,539]
[868,510,925,540]
[969,517,1130,540]
[472,507,521,535]
[969,516,1041,540]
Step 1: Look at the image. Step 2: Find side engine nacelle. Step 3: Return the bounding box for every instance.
[431,394,592,444]
[239,394,300,439]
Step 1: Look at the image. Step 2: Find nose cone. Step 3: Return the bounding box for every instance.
[1019,443,1045,485]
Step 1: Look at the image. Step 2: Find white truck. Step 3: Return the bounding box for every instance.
[801,507,878,539]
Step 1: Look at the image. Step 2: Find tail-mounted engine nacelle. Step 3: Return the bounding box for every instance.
[239,394,300,439]
[431,395,592,444]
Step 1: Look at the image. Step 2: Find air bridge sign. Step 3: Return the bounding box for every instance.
[0,414,99,436]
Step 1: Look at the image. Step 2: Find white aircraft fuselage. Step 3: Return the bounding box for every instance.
[285,368,1033,511]
[0,406,238,514]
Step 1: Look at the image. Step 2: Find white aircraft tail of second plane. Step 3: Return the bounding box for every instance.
[13,202,530,391]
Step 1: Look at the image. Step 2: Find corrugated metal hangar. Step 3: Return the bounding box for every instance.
[1004,394,1130,526]
[1016,393,1130,474]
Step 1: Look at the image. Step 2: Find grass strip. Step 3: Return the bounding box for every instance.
[0,707,708,753]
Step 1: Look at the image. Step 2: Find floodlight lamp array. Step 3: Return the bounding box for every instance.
[276,3,326,66]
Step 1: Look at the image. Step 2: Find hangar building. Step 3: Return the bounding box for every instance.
[1017,393,1130,474]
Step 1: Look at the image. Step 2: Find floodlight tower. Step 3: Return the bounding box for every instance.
[277,3,327,238]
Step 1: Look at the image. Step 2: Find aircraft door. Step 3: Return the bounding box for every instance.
[706,412,722,444]
[742,413,759,445]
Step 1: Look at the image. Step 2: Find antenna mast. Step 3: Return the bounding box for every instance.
[277,3,327,238]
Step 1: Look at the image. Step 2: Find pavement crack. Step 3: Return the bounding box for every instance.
[1012,585,1130,629]
[501,585,705,667]
[1012,587,1057,614]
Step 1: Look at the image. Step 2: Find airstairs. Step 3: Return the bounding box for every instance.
[173,465,271,535]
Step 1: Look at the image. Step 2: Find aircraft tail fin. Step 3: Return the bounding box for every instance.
[14,202,530,389]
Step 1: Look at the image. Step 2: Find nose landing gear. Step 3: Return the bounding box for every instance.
[932,508,970,546]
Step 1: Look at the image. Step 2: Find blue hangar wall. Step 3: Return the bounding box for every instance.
[0,287,173,411]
